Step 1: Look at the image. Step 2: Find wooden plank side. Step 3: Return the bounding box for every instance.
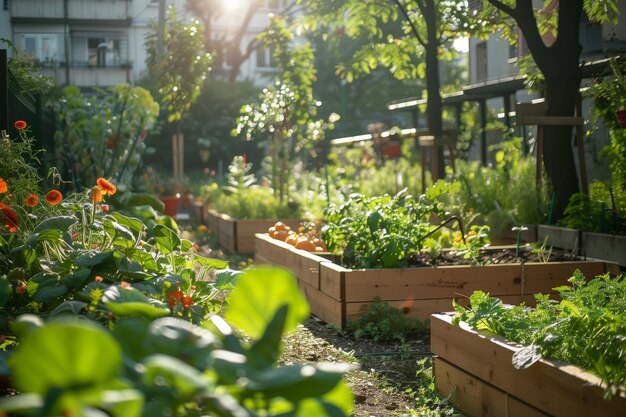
[522,261,607,295]
[218,217,236,252]
[431,314,626,417]
[343,264,522,303]
[320,262,347,300]
[434,357,549,417]
[346,294,543,324]
[298,280,344,328]
[582,232,626,267]
[254,234,325,289]
[537,225,580,251]
[206,210,221,235]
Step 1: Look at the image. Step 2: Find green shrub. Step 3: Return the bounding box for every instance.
[346,297,426,343]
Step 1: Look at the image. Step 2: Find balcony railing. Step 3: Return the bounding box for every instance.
[40,66,131,87]
[12,0,130,21]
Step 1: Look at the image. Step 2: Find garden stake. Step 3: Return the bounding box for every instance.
[547,191,556,225]
[512,225,528,257]
[420,215,467,248]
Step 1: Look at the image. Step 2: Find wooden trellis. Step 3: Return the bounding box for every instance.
[515,99,588,193]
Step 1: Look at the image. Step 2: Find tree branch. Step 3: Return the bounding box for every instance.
[487,0,516,17]
[392,0,427,47]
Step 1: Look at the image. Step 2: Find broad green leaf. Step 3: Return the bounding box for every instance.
[245,363,351,402]
[225,267,309,340]
[76,251,113,267]
[142,354,209,398]
[147,317,220,369]
[27,272,69,302]
[248,305,288,370]
[102,286,170,318]
[8,321,121,394]
[152,224,181,254]
[0,278,12,307]
[33,216,77,234]
[50,301,89,317]
[127,193,165,213]
[60,269,92,289]
[110,212,145,238]
[11,229,63,252]
[214,269,241,290]
[195,255,229,270]
[10,314,43,340]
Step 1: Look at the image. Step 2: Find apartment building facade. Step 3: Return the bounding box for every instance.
[3,0,287,88]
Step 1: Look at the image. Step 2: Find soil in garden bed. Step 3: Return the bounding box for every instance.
[409,246,578,267]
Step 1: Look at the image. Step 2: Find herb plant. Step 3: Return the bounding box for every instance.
[323,189,446,269]
[453,270,626,398]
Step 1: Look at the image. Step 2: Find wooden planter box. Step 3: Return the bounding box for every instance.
[538,225,626,267]
[582,232,626,267]
[255,233,618,328]
[537,225,581,253]
[205,210,303,254]
[431,313,626,417]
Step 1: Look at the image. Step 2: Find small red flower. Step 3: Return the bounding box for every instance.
[100,204,110,212]
[45,190,63,205]
[182,295,194,308]
[25,193,38,207]
[0,178,7,194]
[15,280,27,294]
[120,281,131,288]
[1,207,18,233]
[91,187,103,203]
[96,178,117,196]
[167,290,184,308]
[14,120,27,130]
[94,276,104,282]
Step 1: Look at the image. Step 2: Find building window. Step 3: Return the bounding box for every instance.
[256,44,276,68]
[71,32,128,68]
[476,41,487,82]
[16,33,65,67]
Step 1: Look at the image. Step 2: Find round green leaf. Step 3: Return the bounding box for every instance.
[102,286,170,318]
[224,267,309,340]
[9,321,122,394]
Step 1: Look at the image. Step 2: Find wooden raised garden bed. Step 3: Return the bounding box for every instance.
[431,313,626,417]
[205,210,303,254]
[255,233,619,328]
[538,225,626,267]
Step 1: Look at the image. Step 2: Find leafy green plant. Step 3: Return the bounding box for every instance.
[346,298,426,343]
[53,84,159,190]
[200,157,301,220]
[453,271,626,398]
[560,180,626,234]
[323,189,446,269]
[0,267,354,416]
[531,236,553,263]
[440,137,550,235]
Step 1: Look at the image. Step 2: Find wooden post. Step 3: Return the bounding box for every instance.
[575,95,588,194]
[479,99,487,165]
[0,49,8,133]
[172,134,179,186]
[535,126,544,189]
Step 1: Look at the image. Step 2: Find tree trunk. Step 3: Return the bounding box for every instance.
[497,0,584,221]
[424,0,445,181]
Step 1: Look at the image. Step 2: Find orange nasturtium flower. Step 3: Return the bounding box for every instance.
[14,120,27,130]
[0,178,7,194]
[96,178,117,196]
[1,206,18,233]
[25,193,38,207]
[45,190,63,205]
[91,186,103,203]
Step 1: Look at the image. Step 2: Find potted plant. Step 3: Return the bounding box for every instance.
[588,57,626,129]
